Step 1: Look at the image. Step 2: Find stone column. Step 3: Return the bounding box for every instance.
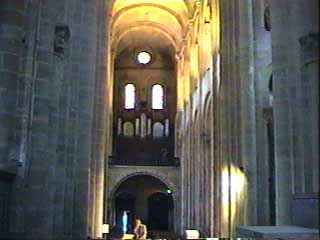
[219,0,257,236]
[219,0,233,236]
[70,1,99,237]
[17,0,101,238]
[270,0,319,225]
[251,0,273,225]
[23,1,60,237]
[90,0,109,237]
[237,0,257,227]
[270,0,294,225]
[0,0,25,168]
[299,32,319,193]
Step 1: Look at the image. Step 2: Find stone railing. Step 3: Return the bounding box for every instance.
[108,155,180,167]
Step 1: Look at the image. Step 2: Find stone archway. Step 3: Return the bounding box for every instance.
[107,167,180,233]
[109,171,178,198]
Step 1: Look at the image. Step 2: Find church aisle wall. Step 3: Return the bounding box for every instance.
[0,0,103,239]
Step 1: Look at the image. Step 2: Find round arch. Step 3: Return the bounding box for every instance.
[110,3,188,33]
[112,23,178,53]
[109,171,178,202]
[107,172,179,233]
[108,0,189,57]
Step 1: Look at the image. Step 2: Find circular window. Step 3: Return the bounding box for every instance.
[137,51,151,64]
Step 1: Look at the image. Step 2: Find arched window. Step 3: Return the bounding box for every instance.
[153,122,164,138]
[152,84,164,110]
[125,84,135,109]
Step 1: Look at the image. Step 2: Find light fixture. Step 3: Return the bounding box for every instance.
[102,224,109,234]
[185,230,200,239]
[166,189,172,194]
[137,51,151,64]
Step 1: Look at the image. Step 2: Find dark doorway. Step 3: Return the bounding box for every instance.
[115,193,135,233]
[111,175,174,233]
[148,192,173,231]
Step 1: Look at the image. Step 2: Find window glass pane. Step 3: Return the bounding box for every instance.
[137,51,151,64]
[125,84,135,109]
[152,84,164,109]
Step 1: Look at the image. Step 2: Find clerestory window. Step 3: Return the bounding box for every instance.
[125,84,135,109]
[152,84,164,110]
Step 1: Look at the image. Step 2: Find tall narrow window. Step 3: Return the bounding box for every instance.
[152,84,164,109]
[125,84,135,109]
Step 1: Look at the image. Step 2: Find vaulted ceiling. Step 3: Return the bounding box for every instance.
[109,0,190,57]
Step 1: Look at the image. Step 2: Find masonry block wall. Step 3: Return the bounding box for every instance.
[0,0,318,239]
[0,0,108,239]
[177,0,319,237]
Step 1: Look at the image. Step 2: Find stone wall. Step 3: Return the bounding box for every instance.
[0,0,108,239]
[177,0,319,237]
[0,0,318,239]
[0,0,27,235]
[270,0,319,226]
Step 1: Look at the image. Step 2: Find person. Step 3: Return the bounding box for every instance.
[133,219,147,239]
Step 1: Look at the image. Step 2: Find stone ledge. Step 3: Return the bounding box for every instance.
[0,164,17,180]
[109,165,179,170]
[236,226,319,239]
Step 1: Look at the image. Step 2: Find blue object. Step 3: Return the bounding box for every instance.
[122,211,128,234]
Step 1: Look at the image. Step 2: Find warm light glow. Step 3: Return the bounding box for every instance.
[102,224,109,234]
[221,165,247,227]
[113,0,188,29]
[185,230,200,239]
[190,44,200,86]
[216,53,221,92]
[137,51,151,64]
[125,84,135,109]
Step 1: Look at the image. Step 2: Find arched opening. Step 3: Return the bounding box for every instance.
[125,83,136,109]
[148,192,174,231]
[153,122,164,138]
[152,84,164,110]
[110,175,175,236]
[115,193,136,233]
